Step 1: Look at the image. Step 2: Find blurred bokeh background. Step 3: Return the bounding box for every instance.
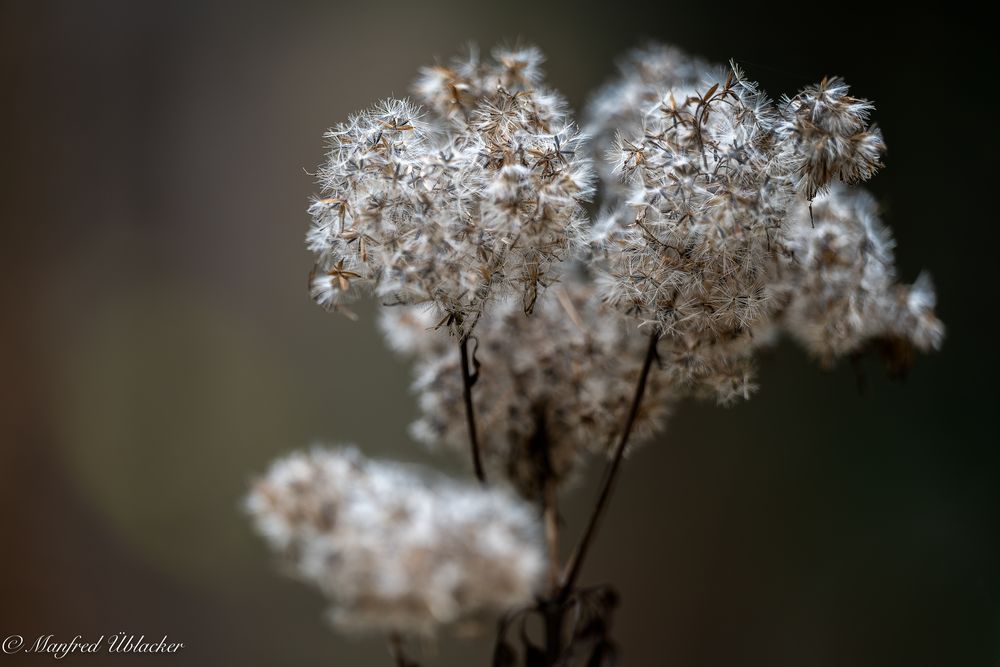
[1,2,996,665]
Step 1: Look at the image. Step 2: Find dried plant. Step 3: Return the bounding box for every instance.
[394,271,674,497]
[247,42,943,666]
[246,447,544,636]
[773,185,944,363]
[306,45,594,480]
[307,46,593,335]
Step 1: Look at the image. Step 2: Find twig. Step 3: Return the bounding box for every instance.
[543,476,560,590]
[556,332,659,600]
[388,633,413,667]
[543,599,564,667]
[527,413,561,590]
[529,413,565,666]
[459,336,487,483]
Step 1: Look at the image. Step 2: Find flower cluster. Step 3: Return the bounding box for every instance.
[585,43,713,203]
[245,446,544,635]
[382,269,675,496]
[777,78,885,199]
[249,41,945,647]
[772,184,944,363]
[307,46,594,337]
[585,45,935,403]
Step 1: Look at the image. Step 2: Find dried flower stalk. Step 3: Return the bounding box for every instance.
[246,41,943,667]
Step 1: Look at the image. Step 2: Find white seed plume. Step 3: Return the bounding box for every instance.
[586,43,937,388]
[777,78,886,199]
[585,43,714,203]
[772,184,945,362]
[382,271,675,495]
[245,446,545,635]
[251,41,946,651]
[307,45,594,337]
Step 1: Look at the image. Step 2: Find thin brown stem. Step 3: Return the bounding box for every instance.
[556,332,659,600]
[388,633,411,667]
[543,601,564,667]
[527,413,565,665]
[541,476,565,667]
[459,336,486,484]
[543,476,560,591]
[542,483,564,666]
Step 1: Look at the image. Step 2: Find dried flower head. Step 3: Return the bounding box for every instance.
[777,78,885,199]
[584,45,929,400]
[251,41,946,662]
[771,184,945,363]
[307,45,594,337]
[585,43,714,203]
[245,446,545,635]
[381,271,674,495]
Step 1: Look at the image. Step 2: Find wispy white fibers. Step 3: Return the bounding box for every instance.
[307,46,594,338]
[585,44,941,398]
[254,41,946,649]
[246,446,545,635]
[383,269,675,496]
[773,185,944,362]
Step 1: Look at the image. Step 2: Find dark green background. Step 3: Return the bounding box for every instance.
[1,2,996,665]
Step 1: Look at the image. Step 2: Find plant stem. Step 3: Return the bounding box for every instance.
[556,332,659,600]
[459,336,486,484]
[544,476,560,590]
[388,633,410,667]
[543,601,564,667]
[527,413,565,665]
[527,413,560,590]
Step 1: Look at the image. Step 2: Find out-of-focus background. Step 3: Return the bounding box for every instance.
[1,2,996,665]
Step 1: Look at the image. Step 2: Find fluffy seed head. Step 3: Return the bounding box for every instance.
[246,446,545,635]
[771,185,944,363]
[777,78,885,199]
[307,45,594,337]
[382,270,674,495]
[586,42,939,395]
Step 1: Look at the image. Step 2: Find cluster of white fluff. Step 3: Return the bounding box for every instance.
[245,446,545,635]
[777,78,885,199]
[381,270,675,496]
[307,46,594,337]
[584,45,940,404]
[585,43,713,202]
[250,42,945,643]
[772,185,944,362]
